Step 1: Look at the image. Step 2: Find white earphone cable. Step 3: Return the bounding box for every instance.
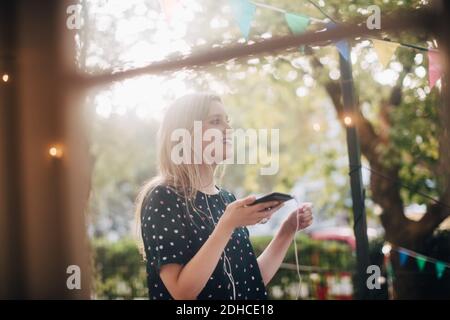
[205,193,237,300]
[293,197,303,300]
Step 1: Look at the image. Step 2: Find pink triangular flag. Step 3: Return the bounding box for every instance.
[428,50,443,89]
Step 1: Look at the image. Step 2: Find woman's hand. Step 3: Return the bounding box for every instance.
[219,196,284,231]
[282,202,313,234]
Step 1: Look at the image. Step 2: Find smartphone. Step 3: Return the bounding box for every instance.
[251,192,294,205]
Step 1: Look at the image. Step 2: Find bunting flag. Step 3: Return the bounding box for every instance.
[284,13,310,52]
[229,0,256,40]
[416,255,427,271]
[383,244,450,280]
[327,22,350,61]
[285,12,310,34]
[435,262,446,279]
[398,249,409,266]
[428,50,443,89]
[226,0,442,91]
[372,39,400,68]
[159,0,180,23]
[336,40,350,61]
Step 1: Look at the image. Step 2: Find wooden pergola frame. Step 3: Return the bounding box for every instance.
[0,0,448,299]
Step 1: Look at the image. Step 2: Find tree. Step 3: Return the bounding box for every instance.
[305,0,450,299]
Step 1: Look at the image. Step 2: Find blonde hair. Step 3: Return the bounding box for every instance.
[134,92,225,257]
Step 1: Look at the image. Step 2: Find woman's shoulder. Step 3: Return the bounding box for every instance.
[141,184,187,220]
[144,184,181,203]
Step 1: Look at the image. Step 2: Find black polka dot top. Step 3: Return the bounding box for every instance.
[141,184,268,300]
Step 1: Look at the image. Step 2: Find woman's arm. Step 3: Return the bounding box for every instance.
[160,217,235,299]
[257,222,295,286]
[160,197,283,299]
[257,203,313,286]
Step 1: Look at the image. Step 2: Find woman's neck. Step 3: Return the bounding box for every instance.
[196,164,218,195]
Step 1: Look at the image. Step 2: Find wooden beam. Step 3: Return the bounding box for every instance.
[74,7,438,88]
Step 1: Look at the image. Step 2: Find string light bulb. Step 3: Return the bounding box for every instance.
[312,123,321,132]
[344,116,352,126]
[49,145,64,159]
[382,243,392,255]
[2,74,9,82]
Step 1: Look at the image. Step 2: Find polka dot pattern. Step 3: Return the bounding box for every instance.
[141,184,267,300]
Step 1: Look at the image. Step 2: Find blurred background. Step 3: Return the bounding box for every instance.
[0,0,449,299]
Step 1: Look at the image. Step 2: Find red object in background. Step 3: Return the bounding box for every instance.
[310,227,356,250]
[316,284,328,300]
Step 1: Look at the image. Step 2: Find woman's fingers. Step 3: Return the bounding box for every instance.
[298,203,313,215]
[300,216,313,225]
[269,202,284,214]
[295,203,313,229]
[233,195,256,208]
[299,210,313,220]
[247,201,280,213]
[255,203,284,221]
[301,202,313,209]
[298,203,312,213]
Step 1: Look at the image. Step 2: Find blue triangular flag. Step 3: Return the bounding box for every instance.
[327,22,350,61]
[230,0,256,40]
[398,249,409,266]
[336,40,350,61]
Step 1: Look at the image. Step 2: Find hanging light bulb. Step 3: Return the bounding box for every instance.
[344,116,352,126]
[49,145,64,159]
[382,243,392,255]
[2,74,9,82]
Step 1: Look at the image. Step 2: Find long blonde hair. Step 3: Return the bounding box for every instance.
[134,92,224,257]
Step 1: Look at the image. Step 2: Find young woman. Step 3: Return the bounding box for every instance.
[135,93,313,300]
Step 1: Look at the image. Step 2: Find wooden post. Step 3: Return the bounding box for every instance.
[338,44,371,300]
[0,0,91,298]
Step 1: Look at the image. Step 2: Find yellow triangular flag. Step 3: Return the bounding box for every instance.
[372,39,399,68]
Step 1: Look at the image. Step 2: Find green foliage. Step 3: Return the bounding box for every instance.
[92,237,148,299]
[390,89,441,203]
[252,233,354,270]
[91,235,354,299]
[91,232,450,300]
[251,234,354,299]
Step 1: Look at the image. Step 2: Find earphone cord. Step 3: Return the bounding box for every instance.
[293,197,303,300]
[205,194,237,300]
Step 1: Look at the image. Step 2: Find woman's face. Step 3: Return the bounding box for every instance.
[201,101,233,164]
